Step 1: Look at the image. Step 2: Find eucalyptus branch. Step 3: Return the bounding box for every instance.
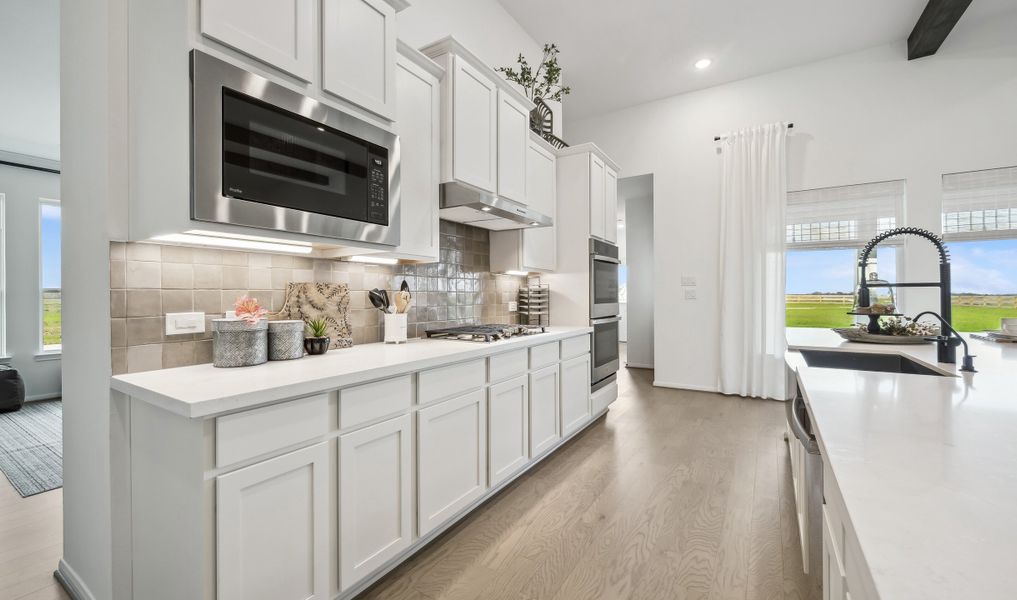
[497,42,572,104]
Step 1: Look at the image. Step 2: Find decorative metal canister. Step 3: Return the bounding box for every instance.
[212,318,268,368]
[268,320,305,361]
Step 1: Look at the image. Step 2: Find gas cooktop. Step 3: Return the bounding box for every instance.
[424,324,547,342]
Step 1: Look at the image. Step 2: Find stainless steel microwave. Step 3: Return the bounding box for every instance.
[191,50,400,246]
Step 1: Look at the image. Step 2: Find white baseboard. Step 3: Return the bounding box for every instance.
[653,380,719,393]
[56,559,96,600]
[26,392,62,402]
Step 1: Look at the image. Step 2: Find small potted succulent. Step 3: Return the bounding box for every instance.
[304,318,331,355]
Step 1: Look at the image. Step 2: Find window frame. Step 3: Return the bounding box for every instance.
[38,197,61,354]
[0,194,6,358]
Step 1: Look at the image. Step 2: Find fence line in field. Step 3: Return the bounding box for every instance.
[786,294,1017,308]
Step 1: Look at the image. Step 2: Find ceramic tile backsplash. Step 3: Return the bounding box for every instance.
[111,220,525,374]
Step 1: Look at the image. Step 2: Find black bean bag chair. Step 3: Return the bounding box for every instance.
[0,365,25,412]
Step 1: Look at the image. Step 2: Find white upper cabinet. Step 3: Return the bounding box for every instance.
[200,0,316,81]
[497,90,529,203]
[604,166,618,243]
[449,56,499,191]
[321,0,397,119]
[589,154,607,240]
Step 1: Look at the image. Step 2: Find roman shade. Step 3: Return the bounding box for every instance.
[942,165,1017,241]
[786,180,905,249]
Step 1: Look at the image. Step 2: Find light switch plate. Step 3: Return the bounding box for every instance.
[166,312,206,335]
[508,301,518,312]
[681,275,696,286]
[684,289,697,300]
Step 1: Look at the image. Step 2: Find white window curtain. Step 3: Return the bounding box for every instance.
[942,165,1017,241]
[717,122,789,400]
[786,180,905,250]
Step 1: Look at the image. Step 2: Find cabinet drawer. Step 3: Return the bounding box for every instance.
[418,359,486,405]
[216,394,329,467]
[489,349,528,383]
[529,342,559,370]
[561,334,591,359]
[339,375,412,430]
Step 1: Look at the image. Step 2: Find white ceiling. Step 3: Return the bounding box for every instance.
[497,0,1017,122]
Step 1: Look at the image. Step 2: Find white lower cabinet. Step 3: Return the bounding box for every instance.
[529,364,561,456]
[216,442,329,600]
[561,354,592,435]
[823,504,847,600]
[417,389,487,536]
[488,375,529,486]
[339,414,413,591]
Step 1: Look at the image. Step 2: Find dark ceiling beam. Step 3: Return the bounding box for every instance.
[907,0,974,60]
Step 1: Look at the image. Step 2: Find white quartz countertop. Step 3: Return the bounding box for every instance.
[786,328,1017,600]
[112,327,591,419]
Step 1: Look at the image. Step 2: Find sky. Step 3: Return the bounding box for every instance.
[41,202,60,289]
[786,240,1017,295]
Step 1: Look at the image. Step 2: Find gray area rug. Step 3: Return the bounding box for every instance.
[0,400,62,497]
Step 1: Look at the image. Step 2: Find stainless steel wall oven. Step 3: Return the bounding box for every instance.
[590,238,621,390]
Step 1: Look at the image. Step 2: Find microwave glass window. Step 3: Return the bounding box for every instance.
[592,260,619,304]
[221,88,387,224]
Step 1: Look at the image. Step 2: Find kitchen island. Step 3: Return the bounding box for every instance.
[110,327,608,600]
[786,328,1017,600]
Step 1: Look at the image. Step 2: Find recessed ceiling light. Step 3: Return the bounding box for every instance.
[694,58,712,70]
[481,206,492,211]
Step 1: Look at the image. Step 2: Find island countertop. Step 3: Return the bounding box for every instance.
[112,326,592,419]
[786,328,1017,600]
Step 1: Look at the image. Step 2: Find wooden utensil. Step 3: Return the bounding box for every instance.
[395,290,411,314]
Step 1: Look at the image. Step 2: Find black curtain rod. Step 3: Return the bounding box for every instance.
[0,159,60,175]
[714,122,794,142]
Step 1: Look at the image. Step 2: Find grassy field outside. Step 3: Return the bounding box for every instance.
[43,289,61,348]
[786,299,1017,331]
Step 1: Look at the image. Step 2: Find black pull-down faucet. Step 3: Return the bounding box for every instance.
[912,311,977,372]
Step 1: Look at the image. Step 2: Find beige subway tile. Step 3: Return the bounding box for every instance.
[292,256,313,269]
[160,263,193,289]
[221,251,249,266]
[271,254,294,268]
[248,253,272,268]
[111,348,128,375]
[110,260,127,289]
[126,243,161,262]
[160,245,194,263]
[127,344,163,373]
[222,266,249,289]
[249,268,271,289]
[110,241,126,261]
[331,270,350,285]
[110,290,126,318]
[271,290,286,311]
[194,290,222,315]
[126,317,164,345]
[126,289,163,318]
[271,268,293,289]
[293,269,314,282]
[111,318,127,348]
[126,261,161,289]
[222,290,251,311]
[192,248,222,265]
[195,340,213,364]
[162,341,197,368]
[193,264,223,289]
[162,290,193,313]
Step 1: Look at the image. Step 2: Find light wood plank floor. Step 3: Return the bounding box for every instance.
[0,479,69,600]
[360,346,820,600]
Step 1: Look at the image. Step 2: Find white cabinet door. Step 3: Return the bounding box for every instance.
[451,57,498,192]
[561,354,592,436]
[322,0,397,119]
[589,154,606,240]
[217,443,329,600]
[339,414,412,591]
[529,364,560,456]
[823,505,847,600]
[604,166,618,243]
[497,90,529,203]
[488,375,529,486]
[522,138,557,272]
[417,389,487,536]
[200,0,315,81]
[391,51,440,260]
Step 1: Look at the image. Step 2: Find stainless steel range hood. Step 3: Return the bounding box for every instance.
[439,182,553,230]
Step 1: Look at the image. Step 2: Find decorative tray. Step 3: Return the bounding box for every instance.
[832,328,933,345]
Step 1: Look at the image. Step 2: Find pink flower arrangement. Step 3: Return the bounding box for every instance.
[234,295,268,325]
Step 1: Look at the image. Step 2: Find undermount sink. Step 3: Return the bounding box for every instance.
[799,350,948,377]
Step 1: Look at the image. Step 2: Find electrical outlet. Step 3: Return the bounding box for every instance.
[166,312,206,335]
[684,289,697,300]
[681,275,696,286]
[508,301,518,312]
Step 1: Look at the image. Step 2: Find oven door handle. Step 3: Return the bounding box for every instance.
[591,316,622,325]
[786,392,821,455]
[591,254,621,264]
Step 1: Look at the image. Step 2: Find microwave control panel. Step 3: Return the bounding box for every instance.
[367,153,388,226]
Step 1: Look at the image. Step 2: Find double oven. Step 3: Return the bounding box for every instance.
[590,238,621,390]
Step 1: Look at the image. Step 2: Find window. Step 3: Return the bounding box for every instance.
[785,181,905,328]
[941,166,1017,332]
[40,200,60,351]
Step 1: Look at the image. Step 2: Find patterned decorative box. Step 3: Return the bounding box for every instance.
[268,320,305,361]
[212,319,268,368]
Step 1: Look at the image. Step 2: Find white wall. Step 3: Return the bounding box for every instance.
[621,176,654,369]
[397,0,563,136]
[0,0,60,160]
[568,12,1017,392]
[0,164,62,399]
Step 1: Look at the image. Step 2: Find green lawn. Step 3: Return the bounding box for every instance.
[43,292,61,347]
[786,301,1017,332]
